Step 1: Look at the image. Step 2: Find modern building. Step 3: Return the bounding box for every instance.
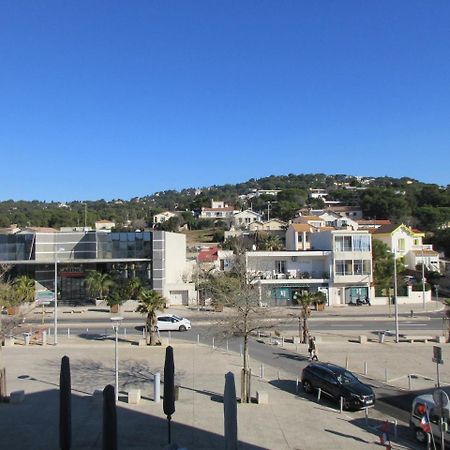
[0,229,195,306]
[246,229,374,306]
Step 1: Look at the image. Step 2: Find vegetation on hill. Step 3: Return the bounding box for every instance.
[0,173,449,252]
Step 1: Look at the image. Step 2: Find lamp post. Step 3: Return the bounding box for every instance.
[421,247,426,309]
[111,317,123,403]
[393,247,399,343]
[53,246,65,345]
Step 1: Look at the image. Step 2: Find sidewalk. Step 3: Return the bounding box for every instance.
[1,341,421,449]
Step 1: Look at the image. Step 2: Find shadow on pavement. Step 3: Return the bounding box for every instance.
[0,389,267,449]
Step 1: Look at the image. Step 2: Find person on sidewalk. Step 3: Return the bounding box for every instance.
[308,335,318,361]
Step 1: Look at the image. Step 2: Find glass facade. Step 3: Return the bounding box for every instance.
[0,234,35,261]
[334,235,371,252]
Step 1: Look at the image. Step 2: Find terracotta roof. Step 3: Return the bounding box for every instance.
[96,220,115,223]
[327,205,362,212]
[372,223,402,234]
[317,226,336,231]
[198,246,219,262]
[357,220,391,225]
[291,224,313,232]
[298,215,323,221]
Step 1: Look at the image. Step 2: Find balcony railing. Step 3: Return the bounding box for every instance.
[248,270,329,280]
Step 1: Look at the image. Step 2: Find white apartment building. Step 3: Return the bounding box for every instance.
[246,230,373,306]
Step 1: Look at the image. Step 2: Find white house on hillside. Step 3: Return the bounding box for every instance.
[232,210,263,228]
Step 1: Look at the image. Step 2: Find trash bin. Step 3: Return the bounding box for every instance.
[378,331,385,343]
[23,333,31,346]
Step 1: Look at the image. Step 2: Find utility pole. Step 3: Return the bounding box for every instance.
[393,247,399,343]
[421,247,426,309]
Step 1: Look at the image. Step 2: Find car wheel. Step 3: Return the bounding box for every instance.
[342,397,353,411]
[302,380,313,394]
[179,325,187,332]
[414,428,427,444]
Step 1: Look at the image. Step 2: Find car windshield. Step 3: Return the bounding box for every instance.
[172,315,184,321]
[336,371,358,384]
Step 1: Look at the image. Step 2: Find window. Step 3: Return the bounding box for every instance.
[398,238,405,251]
[335,236,352,251]
[352,235,371,251]
[354,260,363,275]
[335,260,352,275]
[275,260,286,274]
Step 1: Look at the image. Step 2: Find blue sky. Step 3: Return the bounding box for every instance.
[1,1,449,201]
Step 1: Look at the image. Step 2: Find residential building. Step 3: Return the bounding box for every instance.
[246,229,374,306]
[197,246,234,272]
[356,219,391,230]
[309,188,328,200]
[285,224,313,251]
[95,220,115,231]
[232,210,263,228]
[292,215,325,229]
[199,199,237,220]
[248,219,287,232]
[371,223,440,272]
[0,229,195,306]
[153,211,178,225]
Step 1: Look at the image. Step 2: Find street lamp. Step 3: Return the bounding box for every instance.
[393,247,399,343]
[111,316,123,402]
[421,247,426,310]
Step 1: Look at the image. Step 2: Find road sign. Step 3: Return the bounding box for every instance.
[433,389,449,409]
[432,346,444,364]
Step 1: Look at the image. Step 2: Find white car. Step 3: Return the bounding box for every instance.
[157,314,191,332]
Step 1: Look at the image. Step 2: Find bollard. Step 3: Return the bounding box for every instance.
[317,387,322,402]
[153,372,160,403]
[364,361,368,376]
[410,309,414,318]
[86,328,89,333]
[408,374,412,391]
[281,336,284,347]
[393,419,398,439]
[239,344,242,357]
[197,334,200,345]
[123,328,127,337]
[257,330,261,338]
[260,364,264,379]
[385,368,389,382]
[345,355,349,370]
[142,328,145,338]
[42,330,47,346]
[168,331,171,342]
[212,337,215,349]
[364,407,369,425]
[226,340,229,353]
[340,396,343,413]
[296,378,299,393]
[67,328,70,339]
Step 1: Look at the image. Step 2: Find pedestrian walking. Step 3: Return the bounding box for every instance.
[308,335,318,361]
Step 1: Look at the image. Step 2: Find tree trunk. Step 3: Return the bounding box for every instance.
[149,313,160,346]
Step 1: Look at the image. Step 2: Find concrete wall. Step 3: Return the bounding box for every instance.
[373,289,431,305]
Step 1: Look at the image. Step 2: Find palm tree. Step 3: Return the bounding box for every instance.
[84,271,113,300]
[136,289,167,345]
[13,275,35,303]
[293,291,316,343]
[125,277,143,300]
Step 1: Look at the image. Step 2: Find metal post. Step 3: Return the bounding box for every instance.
[317,387,321,402]
[345,355,349,370]
[226,340,229,353]
[54,259,58,345]
[364,407,369,424]
[114,325,119,402]
[154,372,160,402]
[393,420,397,439]
[123,328,127,337]
[422,248,426,310]
[142,328,145,338]
[260,364,264,379]
[197,334,200,345]
[408,374,412,391]
[393,248,399,343]
[340,396,343,413]
[364,361,368,376]
[436,361,440,388]
[212,337,215,349]
[281,336,284,347]
[67,328,70,338]
[168,331,171,342]
[239,344,242,357]
[296,378,299,392]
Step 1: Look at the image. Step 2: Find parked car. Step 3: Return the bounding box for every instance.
[156,314,191,332]
[410,393,450,445]
[301,362,375,410]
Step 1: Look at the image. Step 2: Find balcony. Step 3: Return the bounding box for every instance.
[248,270,329,282]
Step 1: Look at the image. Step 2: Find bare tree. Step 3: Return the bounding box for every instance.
[213,241,277,403]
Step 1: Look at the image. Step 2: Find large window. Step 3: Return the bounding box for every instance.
[335,235,370,252]
[354,260,371,275]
